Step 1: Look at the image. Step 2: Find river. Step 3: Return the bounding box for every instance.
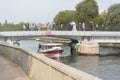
[19,40,120,80]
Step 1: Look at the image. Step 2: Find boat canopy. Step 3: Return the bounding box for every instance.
[40,43,63,46]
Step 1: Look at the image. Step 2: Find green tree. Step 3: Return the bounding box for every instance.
[107,3,120,31]
[54,10,76,30]
[1,21,25,31]
[92,15,104,30]
[92,10,108,31]
[100,10,108,22]
[0,23,3,31]
[75,0,98,25]
[0,23,2,27]
[100,10,108,31]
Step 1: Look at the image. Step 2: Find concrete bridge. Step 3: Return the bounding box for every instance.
[0,31,120,43]
[0,31,119,55]
[0,43,102,80]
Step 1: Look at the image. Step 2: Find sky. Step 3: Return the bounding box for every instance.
[0,0,120,24]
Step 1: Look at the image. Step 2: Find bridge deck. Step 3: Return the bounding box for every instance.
[0,55,30,80]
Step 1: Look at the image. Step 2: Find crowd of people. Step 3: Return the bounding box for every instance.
[22,21,56,31]
[67,21,99,31]
[22,21,99,31]
[22,23,41,31]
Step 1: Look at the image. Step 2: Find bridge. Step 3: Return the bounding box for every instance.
[0,31,120,43]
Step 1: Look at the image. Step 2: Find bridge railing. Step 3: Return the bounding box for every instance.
[0,31,120,36]
[1,31,120,43]
[0,31,46,36]
[0,43,102,80]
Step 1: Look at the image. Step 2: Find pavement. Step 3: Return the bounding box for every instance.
[0,55,31,80]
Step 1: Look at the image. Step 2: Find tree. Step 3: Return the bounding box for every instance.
[92,10,108,31]
[0,23,3,31]
[0,21,25,31]
[92,15,104,31]
[100,10,108,22]
[54,10,76,30]
[107,3,120,31]
[99,10,108,31]
[75,0,98,24]
[0,23,2,27]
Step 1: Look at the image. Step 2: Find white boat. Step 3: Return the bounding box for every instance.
[37,42,64,57]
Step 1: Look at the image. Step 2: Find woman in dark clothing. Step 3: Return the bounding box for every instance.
[89,21,94,31]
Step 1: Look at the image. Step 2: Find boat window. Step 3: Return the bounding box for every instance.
[47,46,52,49]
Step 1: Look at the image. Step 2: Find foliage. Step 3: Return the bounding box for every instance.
[93,15,104,26]
[92,11,108,31]
[75,0,98,24]
[100,10,108,21]
[54,10,76,30]
[1,1,119,31]
[107,3,120,31]
[92,15,104,30]
[54,0,99,30]
[0,22,26,31]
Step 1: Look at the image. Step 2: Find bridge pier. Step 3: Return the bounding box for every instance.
[70,38,99,55]
[75,41,99,55]
[70,39,78,54]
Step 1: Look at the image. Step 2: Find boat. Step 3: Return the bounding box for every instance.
[37,42,64,57]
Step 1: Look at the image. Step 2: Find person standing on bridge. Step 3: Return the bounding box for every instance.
[60,23,63,30]
[79,22,82,31]
[95,24,99,31]
[71,21,77,31]
[46,22,51,30]
[89,21,94,31]
[82,22,85,31]
[52,21,56,31]
[22,25,26,31]
[67,22,72,31]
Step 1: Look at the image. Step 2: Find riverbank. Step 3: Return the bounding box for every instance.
[100,43,120,48]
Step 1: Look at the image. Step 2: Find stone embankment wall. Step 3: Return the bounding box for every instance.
[100,43,120,47]
[0,43,102,80]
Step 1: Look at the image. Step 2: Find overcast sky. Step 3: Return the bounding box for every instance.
[0,0,119,23]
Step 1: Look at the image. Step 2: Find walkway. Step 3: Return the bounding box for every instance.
[0,55,31,80]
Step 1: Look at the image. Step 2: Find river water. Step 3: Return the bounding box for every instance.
[19,40,120,80]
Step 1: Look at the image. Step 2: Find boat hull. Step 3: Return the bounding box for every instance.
[43,50,63,57]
